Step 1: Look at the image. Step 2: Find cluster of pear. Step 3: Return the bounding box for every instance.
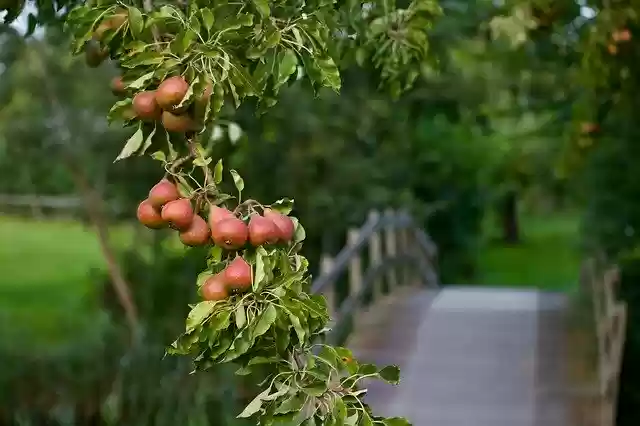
[136,179,296,301]
[111,75,209,133]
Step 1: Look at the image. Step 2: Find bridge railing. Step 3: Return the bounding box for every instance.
[567,257,628,426]
[310,209,439,344]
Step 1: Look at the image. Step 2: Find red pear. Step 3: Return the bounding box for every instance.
[263,208,295,242]
[224,256,252,293]
[156,76,189,111]
[132,91,161,121]
[136,199,165,229]
[208,205,235,226]
[201,274,228,301]
[161,198,194,231]
[148,179,180,208]
[248,214,280,246]
[179,215,210,246]
[211,217,248,249]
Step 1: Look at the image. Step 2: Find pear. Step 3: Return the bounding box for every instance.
[148,179,180,208]
[224,256,252,293]
[136,199,165,229]
[201,274,228,301]
[264,208,295,242]
[248,214,280,246]
[211,217,248,249]
[179,215,210,246]
[161,198,194,231]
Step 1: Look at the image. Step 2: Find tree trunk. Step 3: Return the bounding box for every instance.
[67,162,139,333]
[500,189,520,244]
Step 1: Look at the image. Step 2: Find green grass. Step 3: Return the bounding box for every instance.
[471,210,582,291]
[0,215,135,344]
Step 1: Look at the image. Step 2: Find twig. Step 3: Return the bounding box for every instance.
[32,46,140,334]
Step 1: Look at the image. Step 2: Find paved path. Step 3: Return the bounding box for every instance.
[347,286,568,426]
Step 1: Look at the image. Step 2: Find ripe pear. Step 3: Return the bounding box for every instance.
[110,76,126,96]
[148,179,179,208]
[133,91,161,121]
[156,76,189,111]
[248,214,280,246]
[161,198,194,231]
[211,217,248,249]
[136,199,165,229]
[201,274,228,301]
[179,215,210,247]
[224,256,252,293]
[85,41,108,68]
[161,111,195,133]
[208,205,235,226]
[264,209,295,242]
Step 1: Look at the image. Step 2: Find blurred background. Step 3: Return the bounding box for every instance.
[3,0,640,425]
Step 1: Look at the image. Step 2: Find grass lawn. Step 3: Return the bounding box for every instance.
[471,210,582,291]
[0,215,136,345]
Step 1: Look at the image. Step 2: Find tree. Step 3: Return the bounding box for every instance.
[0,0,446,424]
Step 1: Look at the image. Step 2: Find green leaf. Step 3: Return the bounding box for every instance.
[207,245,223,265]
[235,365,252,375]
[213,159,223,184]
[332,398,347,423]
[230,169,245,193]
[378,365,401,384]
[208,310,232,333]
[237,386,272,418]
[186,301,217,332]
[196,271,214,287]
[114,125,144,162]
[292,218,306,243]
[287,308,306,342]
[252,304,277,339]
[254,247,269,291]
[151,151,166,162]
[274,394,306,414]
[107,99,133,123]
[302,383,326,397]
[317,346,339,369]
[200,8,214,31]
[224,330,252,362]
[345,413,359,426]
[270,198,294,214]
[235,304,247,329]
[140,125,156,154]
[382,418,411,426]
[253,0,270,17]
[317,56,341,91]
[176,76,198,109]
[248,356,280,366]
[126,7,144,38]
[276,49,298,90]
[128,71,155,89]
[361,413,374,426]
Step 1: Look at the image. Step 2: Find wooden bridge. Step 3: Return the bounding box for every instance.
[311,210,628,426]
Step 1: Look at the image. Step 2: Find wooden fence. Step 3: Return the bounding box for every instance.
[310,209,439,344]
[567,257,628,426]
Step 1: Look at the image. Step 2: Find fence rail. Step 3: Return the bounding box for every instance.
[310,209,439,344]
[567,257,628,426]
[0,193,83,210]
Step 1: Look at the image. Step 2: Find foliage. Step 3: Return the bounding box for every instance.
[57,0,444,424]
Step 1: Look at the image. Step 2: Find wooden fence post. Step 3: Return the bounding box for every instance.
[384,209,398,292]
[320,255,336,320]
[399,224,412,286]
[348,228,363,311]
[367,210,383,300]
